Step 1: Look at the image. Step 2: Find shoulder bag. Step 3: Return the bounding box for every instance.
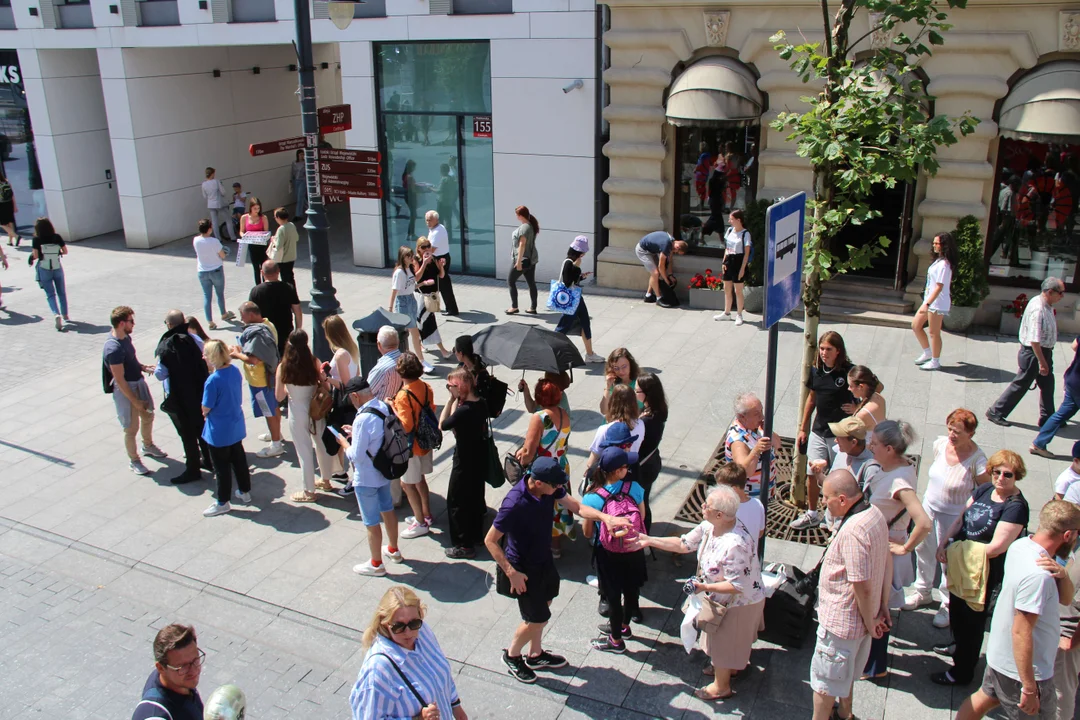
[504,408,563,484]
[547,260,582,315]
[484,420,506,489]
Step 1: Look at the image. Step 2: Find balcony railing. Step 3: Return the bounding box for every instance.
[138,0,180,26]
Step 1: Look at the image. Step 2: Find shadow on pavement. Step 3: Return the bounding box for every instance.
[0,438,74,466]
[392,556,493,603]
[62,320,111,335]
[0,308,41,325]
[934,362,1016,383]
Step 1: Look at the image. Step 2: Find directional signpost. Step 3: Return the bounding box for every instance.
[758,192,806,557]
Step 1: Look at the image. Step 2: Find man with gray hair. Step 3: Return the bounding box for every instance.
[724,391,780,499]
[987,276,1066,428]
[425,209,458,315]
[367,326,403,402]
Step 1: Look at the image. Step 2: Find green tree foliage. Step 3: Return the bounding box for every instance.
[951,215,990,308]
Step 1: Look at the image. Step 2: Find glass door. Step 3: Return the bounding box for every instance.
[383,114,457,252]
[459,115,495,276]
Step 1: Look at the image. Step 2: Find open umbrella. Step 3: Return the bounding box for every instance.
[471,322,584,373]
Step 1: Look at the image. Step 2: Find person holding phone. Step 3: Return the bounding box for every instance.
[506,205,540,315]
[413,237,453,360]
[554,235,604,364]
[599,348,641,418]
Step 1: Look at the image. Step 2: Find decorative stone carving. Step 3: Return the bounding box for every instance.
[1062,12,1080,51]
[869,12,892,50]
[703,11,730,47]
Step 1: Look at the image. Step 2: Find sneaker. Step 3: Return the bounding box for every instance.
[422,362,435,374]
[524,650,567,670]
[208,321,218,330]
[332,471,349,481]
[337,485,354,498]
[54,314,63,331]
[586,574,599,588]
[914,350,932,365]
[383,546,404,563]
[141,444,167,459]
[502,650,537,684]
[933,642,956,657]
[258,433,273,442]
[234,490,251,505]
[790,510,824,530]
[590,635,626,654]
[919,359,940,371]
[598,598,610,618]
[170,472,201,486]
[221,310,236,321]
[584,353,605,364]
[902,590,932,611]
[713,312,732,321]
[129,459,152,476]
[203,501,231,517]
[657,299,676,309]
[353,560,387,577]
[932,605,950,628]
[445,546,476,559]
[1029,444,1055,459]
[643,292,657,304]
[598,622,632,638]
[257,442,285,458]
[400,520,430,539]
[734,314,744,326]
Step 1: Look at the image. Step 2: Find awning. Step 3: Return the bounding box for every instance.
[666,56,763,128]
[999,62,1080,143]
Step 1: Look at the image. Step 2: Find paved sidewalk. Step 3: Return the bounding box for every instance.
[0,223,1075,718]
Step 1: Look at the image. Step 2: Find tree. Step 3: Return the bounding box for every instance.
[771,0,978,502]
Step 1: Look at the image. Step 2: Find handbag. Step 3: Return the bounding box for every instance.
[694,593,729,633]
[505,408,564,484]
[309,381,333,423]
[547,279,582,315]
[423,291,441,314]
[484,421,506,489]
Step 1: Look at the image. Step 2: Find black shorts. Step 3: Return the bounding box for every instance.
[496,559,560,624]
[722,254,744,282]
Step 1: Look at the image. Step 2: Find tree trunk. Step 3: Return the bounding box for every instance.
[792,202,826,506]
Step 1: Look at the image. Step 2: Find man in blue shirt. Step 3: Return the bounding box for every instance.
[335,375,402,577]
[635,230,687,307]
[485,457,631,684]
[131,624,204,720]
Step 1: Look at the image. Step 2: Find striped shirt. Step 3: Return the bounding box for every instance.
[367,349,403,401]
[349,623,459,720]
[1018,293,1057,348]
[817,504,889,640]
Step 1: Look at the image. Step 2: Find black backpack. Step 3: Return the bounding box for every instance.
[405,387,443,452]
[477,371,508,418]
[362,405,412,479]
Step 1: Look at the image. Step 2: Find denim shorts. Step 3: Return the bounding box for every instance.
[355,484,393,526]
[249,386,279,418]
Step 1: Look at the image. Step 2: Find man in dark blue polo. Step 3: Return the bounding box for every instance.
[485,457,630,684]
[131,624,204,720]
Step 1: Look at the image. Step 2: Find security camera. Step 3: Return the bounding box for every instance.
[562,79,584,93]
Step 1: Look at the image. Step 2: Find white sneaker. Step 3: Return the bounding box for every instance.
[586,574,599,588]
[902,590,932,611]
[257,433,273,442]
[920,359,941,371]
[129,459,152,476]
[234,490,251,505]
[383,546,404,563]
[400,520,430,539]
[914,350,932,365]
[713,312,732,321]
[257,442,285,458]
[141,444,168,459]
[584,353,605,364]
[790,510,824,530]
[734,314,744,326]
[54,314,63,332]
[203,501,231,517]
[932,604,950,628]
[353,560,387,577]
[422,362,435,374]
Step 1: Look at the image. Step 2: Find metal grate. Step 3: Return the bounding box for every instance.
[428,0,450,14]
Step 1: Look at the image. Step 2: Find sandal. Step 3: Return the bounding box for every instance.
[859,671,888,681]
[291,491,318,503]
[505,308,519,315]
[693,688,734,702]
[314,479,334,491]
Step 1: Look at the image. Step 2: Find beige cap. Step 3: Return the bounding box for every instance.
[828,416,867,440]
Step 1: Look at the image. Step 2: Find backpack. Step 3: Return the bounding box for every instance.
[477,371,508,418]
[0,180,13,204]
[309,381,333,423]
[595,481,645,553]
[405,387,443,452]
[362,405,413,479]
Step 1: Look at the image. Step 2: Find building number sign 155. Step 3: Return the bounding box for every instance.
[473,116,492,138]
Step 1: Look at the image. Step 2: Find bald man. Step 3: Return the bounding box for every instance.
[154,309,212,484]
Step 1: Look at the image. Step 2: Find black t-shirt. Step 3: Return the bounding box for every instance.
[959,482,1029,588]
[32,233,65,268]
[131,671,203,720]
[638,413,666,466]
[442,399,488,465]
[249,281,299,337]
[560,259,583,287]
[806,363,854,437]
[103,334,144,383]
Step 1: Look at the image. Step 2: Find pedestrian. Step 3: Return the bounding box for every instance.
[599,347,641,417]
[635,372,668,532]
[435,163,456,238]
[240,197,270,287]
[930,450,1030,687]
[275,329,334,503]
[485,456,630,684]
[230,183,248,228]
[715,462,765,540]
[553,235,604,363]
[439,367,489,559]
[517,377,573,558]
[861,420,932,680]
[403,160,420,240]
[798,330,855,469]
[724,391,779,500]
[913,231,957,371]
[192,218,234,330]
[1031,338,1080,457]
[809,470,891,720]
[30,217,70,331]
[230,301,283,458]
[425,210,459,316]
[700,157,727,240]
[1053,546,1080,720]
[0,241,8,309]
[0,170,18,246]
[521,371,572,414]
[131,623,204,720]
[200,338,251,517]
[905,409,989,627]
[350,586,468,720]
[389,245,433,374]
[186,316,209,346]
[324,314,360,391]
[582,447,647,654]
[367,325,404,402]
[268,207,298,289]
[103,306,167,476]
[154,309,213,486]
[843,365,886,433]
[631,484,766,702]
[334,376,403,577]
[986,277,1066,427]
[413,237,454,360]
[249,259,301,359]
[792,416,873,530]
[393,352,438,541]
[200,167,236,242]
[1054,441,1080,500]
[713,209,751,326]
[290,150,307,221]
[955,500,1080,720]
[634,230,687,307]
[588,388,644,468]
[506,205,540,315]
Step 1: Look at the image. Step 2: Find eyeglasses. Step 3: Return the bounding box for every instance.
[387,618,423,634]
[165,649,206,674]
[992,468,1015,479]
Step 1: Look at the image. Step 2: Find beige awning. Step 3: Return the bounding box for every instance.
[666,56,763,128]
[999,62,1080,143]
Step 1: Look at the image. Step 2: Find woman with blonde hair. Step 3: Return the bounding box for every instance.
[323,314,360,485]
[200,339,251,518]
[350,586,468,720]
[240,196,270,287]
[275,329,334,503]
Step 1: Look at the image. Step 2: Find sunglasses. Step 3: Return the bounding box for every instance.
[387,618,423,634]
[992,468,1015,479]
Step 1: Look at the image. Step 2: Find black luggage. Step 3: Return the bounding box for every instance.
[758,567,816,649]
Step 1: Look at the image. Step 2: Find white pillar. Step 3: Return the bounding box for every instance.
[340,40,382,268]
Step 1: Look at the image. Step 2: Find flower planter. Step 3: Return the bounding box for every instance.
[999,311,1022,336]
[943,305,977,332]
[743,285,764,314]
[689,288,725,310]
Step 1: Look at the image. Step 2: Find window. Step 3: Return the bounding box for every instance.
[986,138,1080,290]
[376,43,491,115]
[138,0,180,26]
[453,0,511,14]
[353,0,385,18]
[230,0,275,23]
[57,0,94,28]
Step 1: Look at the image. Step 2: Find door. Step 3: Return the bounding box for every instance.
[459,114,495,276]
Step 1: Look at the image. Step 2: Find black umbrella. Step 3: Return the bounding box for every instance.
[471,322,584,373]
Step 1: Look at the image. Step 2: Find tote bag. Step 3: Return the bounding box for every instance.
[547,280,582,315]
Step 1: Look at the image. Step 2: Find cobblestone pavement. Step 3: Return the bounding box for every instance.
[0,221,1074,718]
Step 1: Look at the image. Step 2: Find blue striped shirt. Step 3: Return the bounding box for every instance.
[367,349,403,401]
[350,623,459,720]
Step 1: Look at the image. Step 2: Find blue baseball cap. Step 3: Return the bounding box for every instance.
[599,446,638,472]
[600,422,634,449]
[529,456,568,486]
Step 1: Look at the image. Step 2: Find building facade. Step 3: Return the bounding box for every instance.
[597,1,1080,332]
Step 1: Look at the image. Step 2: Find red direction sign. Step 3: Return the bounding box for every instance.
[320,148,380,164]
[249,135,305,157]
[320,174,381,190]
[318,104,352,134]
[318,160,380,176]
[326,188,383,200]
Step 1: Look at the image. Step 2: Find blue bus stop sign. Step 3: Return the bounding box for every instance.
[763,192,806,329]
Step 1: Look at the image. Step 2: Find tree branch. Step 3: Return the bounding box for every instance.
[820,0,833,59]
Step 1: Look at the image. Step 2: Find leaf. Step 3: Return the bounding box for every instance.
[928,31,944,45]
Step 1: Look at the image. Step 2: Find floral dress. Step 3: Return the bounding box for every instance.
[680,520,765,607]
[532,407,575,539]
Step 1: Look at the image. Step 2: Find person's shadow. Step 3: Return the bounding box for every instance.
[0,308,41,326]
[63,320,111,335]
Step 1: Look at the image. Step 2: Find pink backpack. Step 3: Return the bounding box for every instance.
[596,481,645,553]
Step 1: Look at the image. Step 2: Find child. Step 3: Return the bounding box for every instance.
[581,447,647,654]
[231,183,249,224]
[1055,440,1080,500]
[714,462,765,541]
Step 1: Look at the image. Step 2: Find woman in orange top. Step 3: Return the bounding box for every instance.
[393,351,438,541]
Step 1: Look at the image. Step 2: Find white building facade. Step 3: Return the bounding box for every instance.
[4,0,599,280]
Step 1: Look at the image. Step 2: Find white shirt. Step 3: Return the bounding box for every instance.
[925,258,952,313]
[346,398,392,489]
[590,421,646,455]
[1019,293,1058,348]
[1056,466,1080,497]
[737,497,766,540]
[193,234,224,272]
[924,437,987,515]
[391,267,416,295]
[724,227,749,256]
[986,537,1060,682]
[428,223,449,256]
[201,179,226,209]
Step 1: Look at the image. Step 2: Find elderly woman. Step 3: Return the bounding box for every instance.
[350,586,468,720]
[724,392,780,499]
[930,450,1030,687]
[200,339,251,518]
[904,408,989,628]
[631,484,765,701]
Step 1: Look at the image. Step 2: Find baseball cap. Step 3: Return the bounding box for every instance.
[600,422,634,449]
[529,456,568,487]
[571,235,589,253]
[342,376,371,395]
[599,446,638,472]
[828,416,867,440]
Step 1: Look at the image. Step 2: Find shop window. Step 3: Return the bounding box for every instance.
[673,124,759,256]
[986,138,1080,290]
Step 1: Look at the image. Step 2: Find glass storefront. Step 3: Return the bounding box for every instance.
[986,138,1080,289]
[0,51,41,235]
[376,41,495,274]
